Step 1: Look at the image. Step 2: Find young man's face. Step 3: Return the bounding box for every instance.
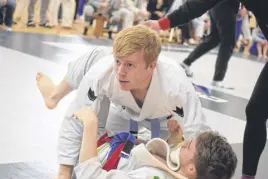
[179,140,197,165]
[114,51,156,91]
[177,139,197,178]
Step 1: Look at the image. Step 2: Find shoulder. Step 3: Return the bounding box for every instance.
[80,55,114,95]
[156,54,194,95]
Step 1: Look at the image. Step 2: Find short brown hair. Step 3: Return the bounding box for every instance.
[113,25,162,65]
[194,132,237,179]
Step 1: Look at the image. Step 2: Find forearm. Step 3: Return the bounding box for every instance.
[58,165,73,179]
[158,0,224,29]
[79,120,98,163]
[167,133,183,144]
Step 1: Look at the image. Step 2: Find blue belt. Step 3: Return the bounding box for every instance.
[129,118,161,139]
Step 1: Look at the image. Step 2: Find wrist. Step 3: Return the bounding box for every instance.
[158,17,170,30]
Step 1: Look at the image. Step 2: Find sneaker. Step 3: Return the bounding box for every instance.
[211,81,234,89]
[39,23,52,28]
[180,62,194,77]
[5,27,12,31]
[27,21,36,27]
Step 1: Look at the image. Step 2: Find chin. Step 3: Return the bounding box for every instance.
[119,85,131,91]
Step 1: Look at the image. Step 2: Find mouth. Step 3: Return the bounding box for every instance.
[119,80,129,84]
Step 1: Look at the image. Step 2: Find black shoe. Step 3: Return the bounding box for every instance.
[39,23,52,28]
[83,27,88,35]
[27,21,36,27]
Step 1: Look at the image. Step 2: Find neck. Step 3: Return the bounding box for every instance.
[131,75,152,96]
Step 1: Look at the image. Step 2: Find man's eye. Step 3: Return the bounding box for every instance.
[126,63,133,68]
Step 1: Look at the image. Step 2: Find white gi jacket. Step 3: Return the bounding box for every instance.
[74,138,188,179]
[69,47,210,139]
[59,47,210,166]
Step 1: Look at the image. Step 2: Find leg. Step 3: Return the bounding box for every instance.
[179,23,190,44]
[242,62,268,177]
[36,47,110,109]
[61,0,76,28]
[183,14,220,66]
[83,4,95,35]
[120,8,134,29]
[262,43,268,58]
[77,0,85,17]
[13,0,28,22]
[39,0,50,25]
[27,0,36,24]
[49,0,61,26]
[213,14,236,82]
[74,0,79,20]
[4,0,16,28]
[0,7,3,25]
[257,42,263,58]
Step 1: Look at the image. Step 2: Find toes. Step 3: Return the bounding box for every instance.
[36,72,44,80]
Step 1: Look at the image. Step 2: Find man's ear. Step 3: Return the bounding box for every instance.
[148,60,157,70]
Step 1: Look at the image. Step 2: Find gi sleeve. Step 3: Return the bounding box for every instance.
[74,157,132,179]
[58,73,111,165]
[173,84,211,140]
[158,0,224,29]
[79,74,111,135]
[66,46,111,90]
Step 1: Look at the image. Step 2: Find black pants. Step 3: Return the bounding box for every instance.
[178,22,191,44]
[242,5,268,174]
[0,0,16,27]
[183,11,236,81]
[74,0,79,20]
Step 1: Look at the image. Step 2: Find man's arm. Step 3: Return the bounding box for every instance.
[66,46,111,90]
[73,107,132,179]
[159,0,225,29]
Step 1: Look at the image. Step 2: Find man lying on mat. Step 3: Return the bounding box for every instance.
[72,106,237,179]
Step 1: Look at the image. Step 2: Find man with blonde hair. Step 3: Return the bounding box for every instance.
[36,25,210,179]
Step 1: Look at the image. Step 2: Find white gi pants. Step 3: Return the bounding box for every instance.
[48,0,75,27]
[14,0,29,20]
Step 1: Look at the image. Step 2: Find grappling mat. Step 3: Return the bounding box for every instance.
[0,162,56,179]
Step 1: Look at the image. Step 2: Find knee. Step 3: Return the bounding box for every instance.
[221,38,236,49]
[84,5,94,17]
[210,38,220,48]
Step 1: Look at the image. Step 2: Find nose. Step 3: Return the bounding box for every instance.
[117,64,126,76]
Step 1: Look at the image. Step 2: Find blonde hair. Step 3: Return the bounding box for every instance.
[113,25,162,65]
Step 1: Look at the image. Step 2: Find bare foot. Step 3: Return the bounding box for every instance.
[36,72,59,109]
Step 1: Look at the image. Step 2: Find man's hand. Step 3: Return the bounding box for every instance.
[167,118,180,133]
[73,106,97,125]
[167,118,183,144]
[143,20,161,32]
